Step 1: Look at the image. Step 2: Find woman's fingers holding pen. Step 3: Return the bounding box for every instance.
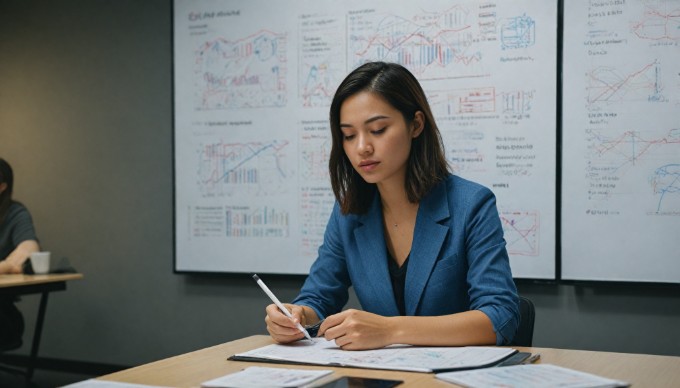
[265,303,305,343]
[319,309,392,350]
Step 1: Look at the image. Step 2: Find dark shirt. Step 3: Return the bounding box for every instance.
[387,251,410,316]
[0,202,38,261]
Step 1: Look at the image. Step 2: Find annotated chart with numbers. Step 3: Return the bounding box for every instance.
[562,0,680,282]
[174,0,557,277]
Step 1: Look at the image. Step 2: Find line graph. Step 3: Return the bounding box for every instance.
[196,139,291,197]
[501,210,540,256]
[586,128,680,173]
[585,128,680,202]
[348,5,489,79]
[631,2,680,41]
[586,60,666,106]
[299,14,345,107]
[300,62,341,107]
[195,30,288,110]
[650,163,680,213]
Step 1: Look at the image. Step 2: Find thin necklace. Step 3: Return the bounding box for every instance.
[384,210,399,228]
[384,203,419,229]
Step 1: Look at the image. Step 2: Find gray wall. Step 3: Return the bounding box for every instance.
[0,0,678,368]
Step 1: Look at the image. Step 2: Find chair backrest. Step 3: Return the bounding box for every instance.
[510,296,535,347]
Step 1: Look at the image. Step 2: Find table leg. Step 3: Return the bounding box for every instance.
[26,291,49,382]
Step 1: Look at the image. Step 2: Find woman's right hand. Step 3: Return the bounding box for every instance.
[264,303,309,343]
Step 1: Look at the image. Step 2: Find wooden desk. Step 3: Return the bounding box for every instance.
[98,335,680,387]
[0,273,83,290]
[0,273,83,380]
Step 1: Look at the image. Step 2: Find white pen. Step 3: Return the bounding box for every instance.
[252,274,312,341]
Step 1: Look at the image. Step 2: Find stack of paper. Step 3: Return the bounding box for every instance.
[201,366,333,388]
[229,338,517,373]
[435,364,629,387]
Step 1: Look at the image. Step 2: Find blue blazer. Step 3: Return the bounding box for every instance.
[293,174,520,345]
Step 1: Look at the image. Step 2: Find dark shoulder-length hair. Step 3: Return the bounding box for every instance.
[0,158,14,223]
[328,61,450,215]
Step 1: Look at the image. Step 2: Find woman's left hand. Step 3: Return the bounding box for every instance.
[0,260,22,274]
[318,309,394,350]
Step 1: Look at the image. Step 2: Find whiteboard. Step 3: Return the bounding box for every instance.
[562,0,680,283]
[173,0,558,278]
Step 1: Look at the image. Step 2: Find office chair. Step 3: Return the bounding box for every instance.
[0,339,27,380]
[510,296,535,347]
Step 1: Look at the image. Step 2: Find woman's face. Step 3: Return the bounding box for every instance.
[339,91,423,187]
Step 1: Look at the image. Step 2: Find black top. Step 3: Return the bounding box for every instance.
[387,252,410,316]
[0,202,38,261]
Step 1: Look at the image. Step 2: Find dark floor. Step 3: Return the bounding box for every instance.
[0,368,94,388]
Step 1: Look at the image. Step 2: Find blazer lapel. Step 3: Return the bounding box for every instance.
[405,181,450,316]
[355,195,400,316]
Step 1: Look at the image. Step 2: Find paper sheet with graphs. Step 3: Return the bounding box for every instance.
[174,0,557,277]
[230,338,516,372]
[562,0,680,282]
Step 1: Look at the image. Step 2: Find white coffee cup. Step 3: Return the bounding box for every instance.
[30,251,51,274]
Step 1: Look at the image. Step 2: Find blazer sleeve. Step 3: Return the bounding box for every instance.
[464,187,520,345]
[292,203,351,320]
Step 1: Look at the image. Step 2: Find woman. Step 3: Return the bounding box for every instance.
[0,158,40,349]
[265,62,519,350]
